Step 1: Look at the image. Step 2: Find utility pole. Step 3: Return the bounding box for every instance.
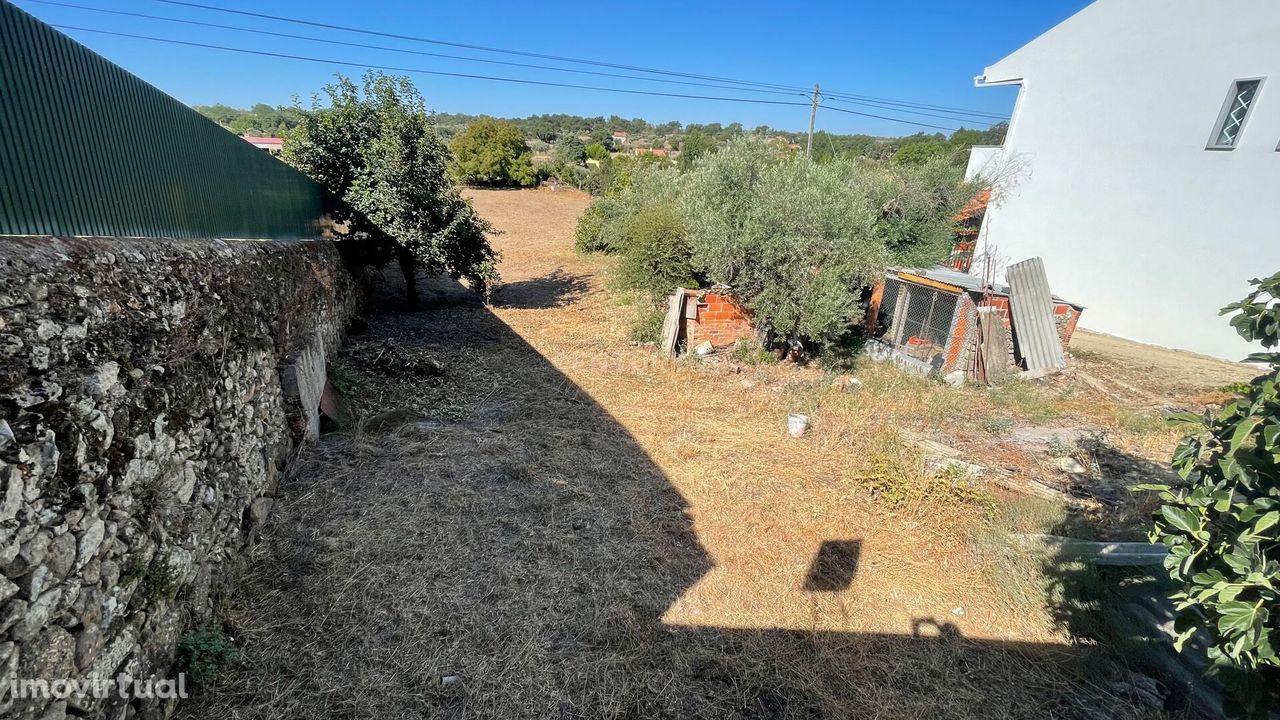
[805,83,820,163]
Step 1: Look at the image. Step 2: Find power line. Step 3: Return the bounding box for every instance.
[52,25,818,110]
[818,103,959,132]
[22,0,813,100]
[148,0,1008,119]
[822,96,1000,127]
[824,91,1009,121]
[150,0,806,95]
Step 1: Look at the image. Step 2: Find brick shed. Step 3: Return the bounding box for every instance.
[865,266,1083,375]
[680,288,755,349]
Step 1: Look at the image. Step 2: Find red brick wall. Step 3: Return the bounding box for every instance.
[685,291,755,348]
[976,295,1082,351]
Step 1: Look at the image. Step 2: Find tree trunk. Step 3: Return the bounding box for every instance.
[397,248,419,310]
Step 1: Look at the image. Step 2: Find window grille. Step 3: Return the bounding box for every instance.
[1209,79,1262,149]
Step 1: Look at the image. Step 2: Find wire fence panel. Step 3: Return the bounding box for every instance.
[0,1,322,238]
[877,277,961,368]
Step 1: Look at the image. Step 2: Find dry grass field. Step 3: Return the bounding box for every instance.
[181,188,1254,719]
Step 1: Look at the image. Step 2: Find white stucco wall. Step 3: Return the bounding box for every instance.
[971,0,1280,360]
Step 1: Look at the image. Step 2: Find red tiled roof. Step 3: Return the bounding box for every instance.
[241,135,283,145]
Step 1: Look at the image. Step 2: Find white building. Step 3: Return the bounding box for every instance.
[967,0,1280,360]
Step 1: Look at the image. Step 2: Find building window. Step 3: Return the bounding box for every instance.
[1208,79,1263,149]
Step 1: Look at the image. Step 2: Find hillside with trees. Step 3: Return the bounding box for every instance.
[195,104,1006,166]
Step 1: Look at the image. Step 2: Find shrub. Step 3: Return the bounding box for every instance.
[1139,271,1279,719]
[579,136,972,353]
[176,628,240,687]
[613,204,698,304]
[449,116,536,187]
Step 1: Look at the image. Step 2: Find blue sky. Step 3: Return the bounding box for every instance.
[19,0,1091,136]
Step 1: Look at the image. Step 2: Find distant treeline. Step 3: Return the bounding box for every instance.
[193,103,1007,164]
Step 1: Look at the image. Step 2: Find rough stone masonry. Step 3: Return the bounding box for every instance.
[0,236,353,719]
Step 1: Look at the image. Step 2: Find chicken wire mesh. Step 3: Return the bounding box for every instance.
[876,277,961,368]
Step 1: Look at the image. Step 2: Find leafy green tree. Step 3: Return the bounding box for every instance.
[892,138,949,165]
[1141,273,1280,719]
[585,143,610,161]
[450,117,536,187]
[555,136,587,167]
[285,72,498,306]
[677,130,716,171]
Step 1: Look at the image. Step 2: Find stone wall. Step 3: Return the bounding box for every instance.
[0,237,354,719]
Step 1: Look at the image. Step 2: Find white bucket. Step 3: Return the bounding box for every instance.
[787,413,809,438]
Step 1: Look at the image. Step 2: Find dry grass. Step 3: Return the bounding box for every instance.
[180,187,1199,719]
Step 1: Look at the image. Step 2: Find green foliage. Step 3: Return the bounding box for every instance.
[892,137,949,165]
[285,73,498,300]
[176,627,240,687]
[629,308,665,344]
[554,136,587,167]
[140,552,181,603]
[585,143,610,161]
[194,102,306,137]
[730,339,776,366]
[677,130,717,171]
[449,117,536,187]
[573,199,616,253]
[1141,272,1280,718]
[612,204,699,304]
[579,136,972,353]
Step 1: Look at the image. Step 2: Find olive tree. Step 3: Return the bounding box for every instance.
[285,72,498,306]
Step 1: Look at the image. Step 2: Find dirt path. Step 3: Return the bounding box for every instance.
[182,189,1150,720]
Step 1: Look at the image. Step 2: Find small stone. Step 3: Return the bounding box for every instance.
[694,340,714,356]
[84,362,120,399]
[0,576,17,603]
[75,628,102,671]
[951,606,966,617]
[441,675,460,686]
[35,319,63,341]
[0,599,27,634]
[20,625,75,680]
[13,587,61,640]
[45,533,77,579]
[249,497,274,526]
[20,565,51,599]
[29,345,50,371]
[1054,456,1087,474]
[77,517,106,568]
[0,465,21,522]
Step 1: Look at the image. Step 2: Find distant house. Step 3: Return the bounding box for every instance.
[965,0,1280,360]
[611,131,629,146]
[633,147,667,158]
[241,135,283,156]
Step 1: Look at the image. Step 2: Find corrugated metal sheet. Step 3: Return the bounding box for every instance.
[1006,257,1066,371]
[0,1,322,238]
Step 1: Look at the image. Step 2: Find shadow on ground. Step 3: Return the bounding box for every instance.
[493,269,590,310]
[178,274,1177,720]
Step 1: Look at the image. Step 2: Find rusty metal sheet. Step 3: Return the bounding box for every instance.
[1006,257,1065,371]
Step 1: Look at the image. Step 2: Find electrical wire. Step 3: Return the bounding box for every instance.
[148,0,1009,119]
[150,0,806,95]
[52,25,818,110]
[818,102,959,132]
[822,96,998,127]
[823,91,1009,121]
[22,0,814,100]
